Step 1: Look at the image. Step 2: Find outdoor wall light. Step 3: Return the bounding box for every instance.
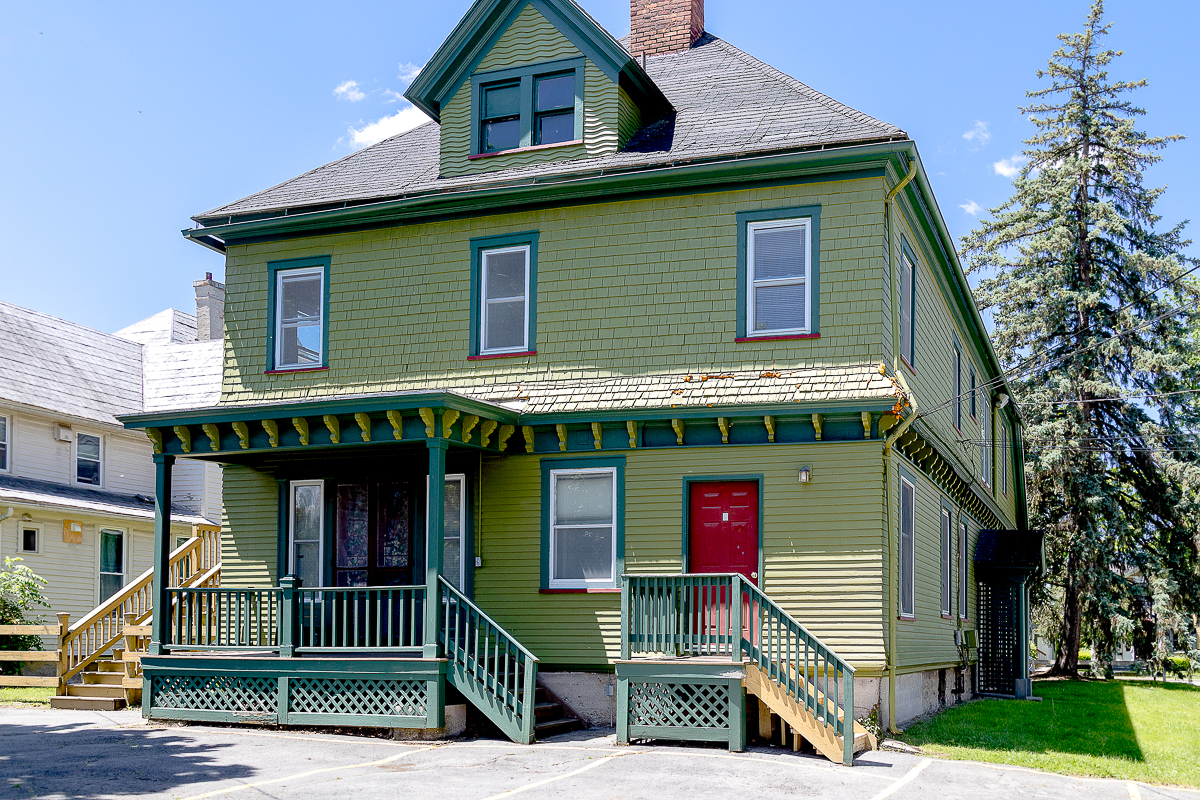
[798,466,812,484]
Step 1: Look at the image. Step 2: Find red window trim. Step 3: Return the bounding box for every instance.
[898,614,916,622]
[735,333,820,343]
[539,588,621,594]
[469,139,583,160]
[468,350,537,361]
[265,366,329,375]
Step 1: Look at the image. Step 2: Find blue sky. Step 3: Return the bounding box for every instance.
[2,0,1196,333]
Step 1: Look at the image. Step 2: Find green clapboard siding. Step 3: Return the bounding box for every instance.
[439,4,619,177]
[892,449,978,671]
[221,178,888,407]
[891,206,1019,529]
[220,465,279,588]
[473,442,887,670]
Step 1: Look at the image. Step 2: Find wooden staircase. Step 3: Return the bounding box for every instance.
[52,650,128,711]
[746,663,876,762]
[49,525,220,711]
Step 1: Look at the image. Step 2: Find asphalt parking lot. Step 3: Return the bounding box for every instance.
[1,707,1195,800]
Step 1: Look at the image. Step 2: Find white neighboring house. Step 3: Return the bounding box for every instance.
[0,277,224,629]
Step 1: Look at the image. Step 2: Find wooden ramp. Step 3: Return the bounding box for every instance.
[744,663,876,764]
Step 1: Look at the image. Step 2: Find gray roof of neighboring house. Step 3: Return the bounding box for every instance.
[0,474,212,525]
[195,34,906,222]
[115,308,197,347]
[0,300,143,425]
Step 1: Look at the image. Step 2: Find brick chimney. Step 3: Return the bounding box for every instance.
[193,273,225,342]
[630,0,704,59]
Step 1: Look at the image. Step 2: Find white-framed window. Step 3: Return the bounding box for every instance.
[747,218,811,336]
[0,413,9,472]
[549,467,617,589]
[480,245,530,354]
[958,519,969,620]
[75,432,102,486]
[969,366,978,420]
[99,528,125,602]
[428,473,468,591]
[19,524,40,554]
[275,266,325,369]
[899,476,915,618]
[289,480,324,588]
[940,506,952,617]
[900,252,914,365]
[952,346,962,431]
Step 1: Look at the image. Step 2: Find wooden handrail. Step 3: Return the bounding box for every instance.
[59,533,220,682]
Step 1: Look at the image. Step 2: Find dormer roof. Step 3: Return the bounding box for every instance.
[405,0,670,123]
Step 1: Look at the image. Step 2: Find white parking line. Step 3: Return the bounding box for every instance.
[867,757,932,800]
[476,754,625,800]
[1129,782,1143,799]
[175,745,437,800]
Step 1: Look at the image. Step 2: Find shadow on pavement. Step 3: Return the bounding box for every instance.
[0,720,255,798]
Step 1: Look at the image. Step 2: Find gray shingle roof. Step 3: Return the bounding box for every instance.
[0,300,143,425]
[0,473,211,525]
[196,35,905,222]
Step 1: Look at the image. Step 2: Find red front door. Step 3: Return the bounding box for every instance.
[688,481,759,584]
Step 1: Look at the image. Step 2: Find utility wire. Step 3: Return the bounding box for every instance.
[1014,387,1200,405]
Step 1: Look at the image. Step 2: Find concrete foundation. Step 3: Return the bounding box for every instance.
[893,665,975,728]
[538,672,616,727]
[391,704,467,740]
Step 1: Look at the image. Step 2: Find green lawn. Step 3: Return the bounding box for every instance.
[0,687,54,706]
[899,678,1200,788]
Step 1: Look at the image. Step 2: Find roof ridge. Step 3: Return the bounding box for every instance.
[196,120,440,221]
[710,38,904,137]
[0,299,144,349]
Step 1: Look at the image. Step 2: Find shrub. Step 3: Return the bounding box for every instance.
[0,558,50,675]
[1078,648,1093,661]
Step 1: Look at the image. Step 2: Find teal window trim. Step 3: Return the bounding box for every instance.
[470,57,585,155]
[266,256,331,372]
[957,512,970,620]
[469,231,539,357]
[897,463,917,619]
[968,364,978,421]
[735,205,821,339]
[681,475,765,586]
[899,236,918,368]
[539,455,625,591]
[939,496,955,617]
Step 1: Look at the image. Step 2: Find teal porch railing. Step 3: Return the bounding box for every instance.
[165,587,282,650]
[297,587,424,653]
[439,576,538,744]
[621,573,856,766]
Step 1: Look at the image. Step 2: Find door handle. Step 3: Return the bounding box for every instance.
[751,572,758,580]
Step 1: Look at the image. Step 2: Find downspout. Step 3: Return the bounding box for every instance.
[882,157,917,733]
[883,370,918,733]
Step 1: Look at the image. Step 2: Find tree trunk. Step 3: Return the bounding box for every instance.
[1051,550,1083,677]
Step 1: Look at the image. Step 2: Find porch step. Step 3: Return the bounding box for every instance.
[745,663,876,764]
[66,683,125,700]
[81,671,124,686]
[49,695,125,711]
[96,657,124,673]
[531,683,585,740]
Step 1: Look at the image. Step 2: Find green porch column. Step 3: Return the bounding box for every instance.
[149,453,175,656]
[424,438,448,659]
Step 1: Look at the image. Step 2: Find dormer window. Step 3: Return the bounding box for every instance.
[471,58,583,157]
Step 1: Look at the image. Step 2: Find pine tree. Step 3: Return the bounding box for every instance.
[961,0,1200,676]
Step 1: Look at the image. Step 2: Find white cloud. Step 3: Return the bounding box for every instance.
[993,154,1029,178]
[397,62,424,83]
[334,80,366,102]
[347,104,430,149]
[383,89,405,103]
[959,200,983,216]
[962,120,990,146]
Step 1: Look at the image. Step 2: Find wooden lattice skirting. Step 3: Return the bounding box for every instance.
[141,655,446,729]
[616,660,746,751]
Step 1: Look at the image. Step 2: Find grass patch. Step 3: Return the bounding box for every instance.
[900,678,1200,788]
[0,686,54,706]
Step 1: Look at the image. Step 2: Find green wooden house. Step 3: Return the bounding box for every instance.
[121,0,1037,765]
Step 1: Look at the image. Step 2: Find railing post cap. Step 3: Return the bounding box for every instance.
[279,575,299,588]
